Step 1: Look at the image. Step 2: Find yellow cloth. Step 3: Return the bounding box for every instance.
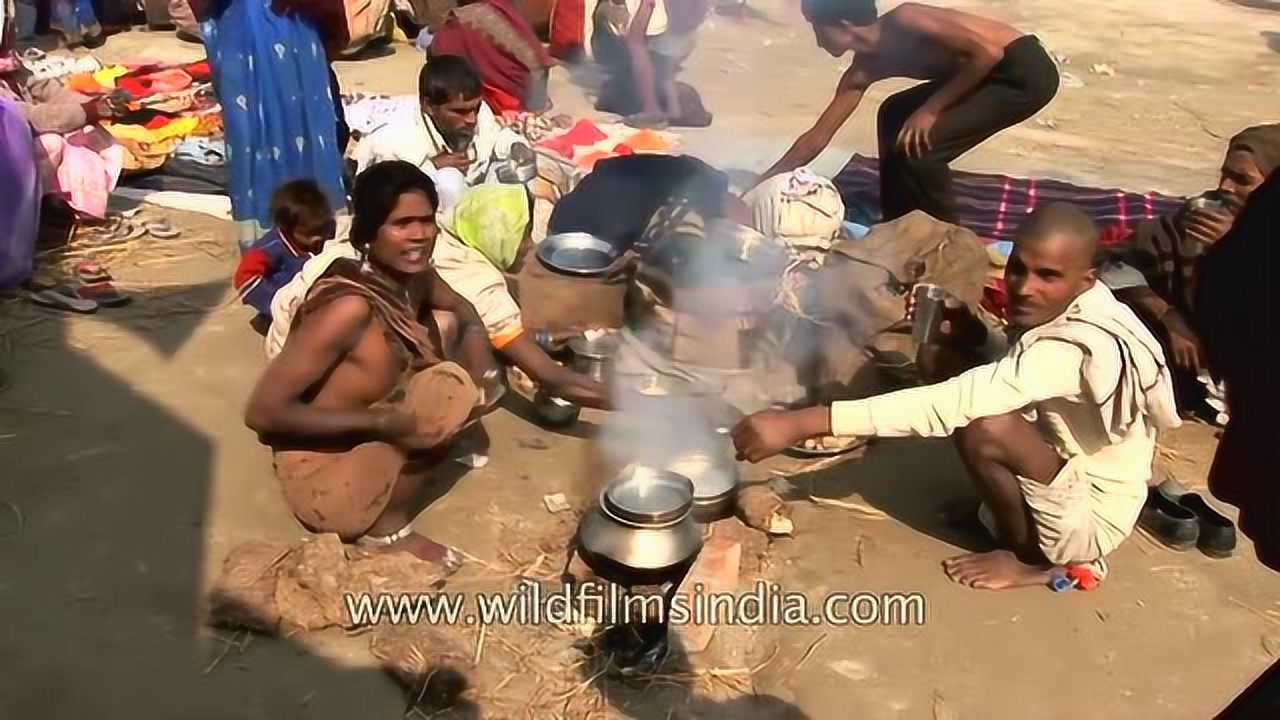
[92,65,129,90]
[105,116,201,144]
[442,184,530,271]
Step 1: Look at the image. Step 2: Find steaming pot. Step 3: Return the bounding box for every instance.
[577,466,704,580]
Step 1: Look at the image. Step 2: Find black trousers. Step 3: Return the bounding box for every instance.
[876,35,1060,224]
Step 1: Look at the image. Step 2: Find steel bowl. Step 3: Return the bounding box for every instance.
[532,388,580,427]
[577,466,704,572]
[537,232,621,276]
[664,444,740,523]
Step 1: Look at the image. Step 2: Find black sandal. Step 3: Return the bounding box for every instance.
[1137,486,1200,551]
[1178,493,1237,559]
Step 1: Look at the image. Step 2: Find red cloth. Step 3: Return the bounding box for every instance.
[428,0,551,113]
[183,61,212,82]
[549,0,585,59]
[117,68,193,98]
[482,82,523,114]
[536,118,607,158]
[233,247,272,291]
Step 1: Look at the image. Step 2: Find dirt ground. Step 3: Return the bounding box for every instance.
[3,1,1280,718]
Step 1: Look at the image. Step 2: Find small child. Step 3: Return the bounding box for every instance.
[234,180,335,334]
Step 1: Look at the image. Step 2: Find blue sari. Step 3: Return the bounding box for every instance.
[201,1,345,248]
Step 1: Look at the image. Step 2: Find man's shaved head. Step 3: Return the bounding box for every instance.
[1004,203,1101,329]
[1015,202,1100,268]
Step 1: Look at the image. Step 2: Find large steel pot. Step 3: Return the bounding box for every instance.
[577,466,704,579]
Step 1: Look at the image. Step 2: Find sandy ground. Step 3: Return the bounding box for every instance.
[3,0,1280,718]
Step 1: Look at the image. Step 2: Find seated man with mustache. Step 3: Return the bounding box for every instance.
[353,55,534,200]
[733,204,1181,590]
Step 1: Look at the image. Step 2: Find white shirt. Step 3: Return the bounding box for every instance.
[352,101,528,187]
[831,284,1178,507]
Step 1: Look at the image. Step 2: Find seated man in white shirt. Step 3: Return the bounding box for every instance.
[353,55,533,196]
[732,203,1181,591]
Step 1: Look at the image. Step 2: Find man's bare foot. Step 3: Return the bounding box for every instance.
[376,531,463,573]
[942,550,1053,591]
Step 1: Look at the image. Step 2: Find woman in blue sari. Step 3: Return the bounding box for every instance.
[193,0,347,248]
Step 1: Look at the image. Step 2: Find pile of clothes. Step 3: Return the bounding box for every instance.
[71,58,227,189]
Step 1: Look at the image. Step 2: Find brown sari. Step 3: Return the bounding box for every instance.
[272,260,479,540]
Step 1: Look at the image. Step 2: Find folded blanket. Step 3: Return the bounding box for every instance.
[833,154,1186,244]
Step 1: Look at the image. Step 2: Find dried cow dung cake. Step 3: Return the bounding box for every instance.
[208,541,292,633]
[273,534,354,631]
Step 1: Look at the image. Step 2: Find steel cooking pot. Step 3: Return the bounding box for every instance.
[569,331,620,386]
[577,466,704,575]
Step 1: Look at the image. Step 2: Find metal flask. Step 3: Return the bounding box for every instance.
[576,466,705,584]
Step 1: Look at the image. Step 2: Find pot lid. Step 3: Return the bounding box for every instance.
[601,465,694,526]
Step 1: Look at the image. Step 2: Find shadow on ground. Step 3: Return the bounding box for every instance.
[0,273,806,718]
[0,284,412,718]
[1264,31,1280,53]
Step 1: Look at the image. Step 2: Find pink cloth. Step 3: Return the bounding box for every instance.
[37,130,124,219]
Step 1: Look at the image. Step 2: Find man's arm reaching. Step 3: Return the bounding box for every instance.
[734,340,1085,462]
[423,272,502,387]
[756,64,870,185]
[500,334,611,409]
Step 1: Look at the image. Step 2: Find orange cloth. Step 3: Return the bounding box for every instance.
[624,128,673,153]
[64,73,106,95]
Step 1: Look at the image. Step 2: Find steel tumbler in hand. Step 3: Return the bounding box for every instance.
[912,283,947,346]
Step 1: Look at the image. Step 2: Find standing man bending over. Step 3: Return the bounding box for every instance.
[733,204,1180,590]
[758,0,1059,224]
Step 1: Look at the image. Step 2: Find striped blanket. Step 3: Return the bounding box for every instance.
[834,154,1187,245]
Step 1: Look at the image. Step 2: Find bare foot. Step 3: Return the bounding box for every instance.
[942,550,1053,591]
[377,531,463,574]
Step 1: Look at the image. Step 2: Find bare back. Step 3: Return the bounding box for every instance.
[857,5,1024,83]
